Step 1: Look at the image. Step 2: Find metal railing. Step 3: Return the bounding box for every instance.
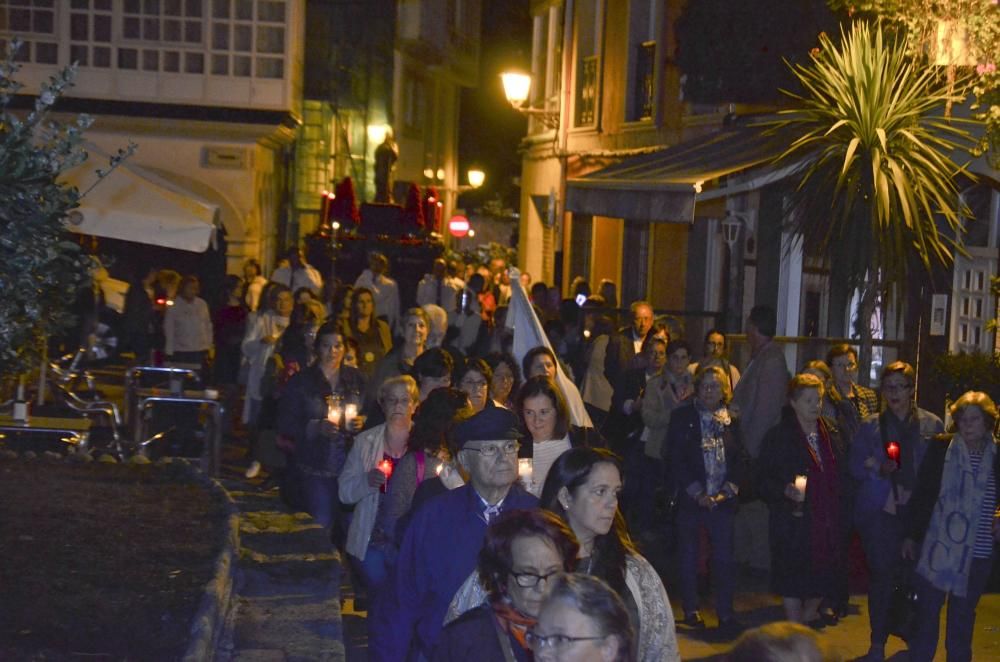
[137,396,225,477]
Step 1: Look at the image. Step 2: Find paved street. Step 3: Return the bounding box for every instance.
[671,579,1000,661]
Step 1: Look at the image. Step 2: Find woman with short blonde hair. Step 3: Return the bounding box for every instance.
[902,391,999,661]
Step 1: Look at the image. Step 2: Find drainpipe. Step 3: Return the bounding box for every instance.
[558,0,575,293]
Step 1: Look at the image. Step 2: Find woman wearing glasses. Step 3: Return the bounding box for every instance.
[458,358,493,414]
[529,573,635,662]
[849,361,943,662]
[339,375,418,612]
[433,509,579,661]
[540,447,679,662]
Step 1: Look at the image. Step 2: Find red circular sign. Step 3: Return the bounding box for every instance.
[449,215,470,238]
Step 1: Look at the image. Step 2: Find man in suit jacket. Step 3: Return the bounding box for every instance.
[730,304,790,571]
[731,305,790,458]
[604,300,654,390]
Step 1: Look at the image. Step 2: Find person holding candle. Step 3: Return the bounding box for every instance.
[849,361,943,662]
[386,387,473,546]
[758,373,845,626]
[339,375,418,616]
[371,405,538,661]
[900,391,999,662]
[803,357,867,619]
[517,375,605,498]
[539,447,679,661]
[433,509,580,661]
[668,365,748,635]
[276,320,366,539]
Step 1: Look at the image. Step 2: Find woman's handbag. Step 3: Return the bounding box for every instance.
[887,561,919,642]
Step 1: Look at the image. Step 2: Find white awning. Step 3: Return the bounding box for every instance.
[62,157,220,253]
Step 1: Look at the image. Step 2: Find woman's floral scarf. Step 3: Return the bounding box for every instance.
[696,401,731,496]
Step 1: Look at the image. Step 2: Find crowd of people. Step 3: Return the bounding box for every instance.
[112,246,998,661]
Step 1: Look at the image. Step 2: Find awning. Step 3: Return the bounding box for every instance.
[61,154,220,252]
[565,122,802,222]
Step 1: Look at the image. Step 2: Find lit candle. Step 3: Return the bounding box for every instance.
[518,458,533,492]
[378,458,394,493]
[886,441,901,463]
[343,403,358,426]
[794,475,808,495]
[327,402,342,425]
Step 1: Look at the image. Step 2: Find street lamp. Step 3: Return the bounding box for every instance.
[500,70,559,129]
[467,168,485,189]
[721,211,746,332]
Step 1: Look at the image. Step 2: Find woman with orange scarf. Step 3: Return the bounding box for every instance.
[433,510,579,661]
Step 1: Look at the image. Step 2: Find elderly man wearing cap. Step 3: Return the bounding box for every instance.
[371,405,539,661]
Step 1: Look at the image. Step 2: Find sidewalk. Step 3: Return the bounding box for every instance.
[214,478,346,662]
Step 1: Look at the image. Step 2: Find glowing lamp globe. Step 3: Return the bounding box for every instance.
[467,169,485,188]
[449,215,471,238]
[501,71,532,107]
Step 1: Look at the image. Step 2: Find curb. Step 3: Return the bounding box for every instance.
[181,462,241,662]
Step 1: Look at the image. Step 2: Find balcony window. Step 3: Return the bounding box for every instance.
[2,0,289,82]
[633,41,655,121]
[2,0,58,65]
[625,0,659,122]
[575,55,597,126]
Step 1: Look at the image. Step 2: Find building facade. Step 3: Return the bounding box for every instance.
[519,0,752,340]
[291,0,481,240]
[2,0,305,275]
[517,0,1000,362]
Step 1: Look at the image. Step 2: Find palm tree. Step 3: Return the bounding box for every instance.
[770,22,976,382]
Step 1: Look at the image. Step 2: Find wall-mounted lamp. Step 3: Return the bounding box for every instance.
[500,71,559,130]
[721,211,745,247]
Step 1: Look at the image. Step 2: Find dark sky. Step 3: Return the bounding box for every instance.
[458,0,531,212]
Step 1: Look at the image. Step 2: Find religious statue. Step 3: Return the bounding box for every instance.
[373,128,398,203]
